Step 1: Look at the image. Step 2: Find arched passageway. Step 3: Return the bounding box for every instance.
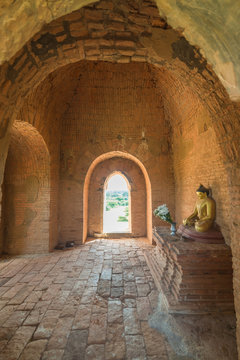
[1,121,50,254]
[83,152,152,243]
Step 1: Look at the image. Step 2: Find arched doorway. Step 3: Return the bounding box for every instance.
[103,171,131,234]
[83,151,152,243]
[1,121,50,255]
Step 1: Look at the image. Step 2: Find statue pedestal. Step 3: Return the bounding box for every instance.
[144,227,234,314]
[177,224,224,244]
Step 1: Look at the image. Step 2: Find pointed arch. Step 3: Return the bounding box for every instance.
[1,121,50,254]
[83,151,152,243]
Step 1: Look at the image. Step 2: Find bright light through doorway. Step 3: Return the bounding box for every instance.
[103,173,130,233]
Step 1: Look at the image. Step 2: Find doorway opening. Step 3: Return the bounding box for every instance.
[103,172,131,233]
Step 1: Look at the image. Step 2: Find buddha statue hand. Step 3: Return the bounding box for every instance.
[183,216,196,227]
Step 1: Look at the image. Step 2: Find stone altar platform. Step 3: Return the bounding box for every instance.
[144,227,234,314]
[177,224,225,244]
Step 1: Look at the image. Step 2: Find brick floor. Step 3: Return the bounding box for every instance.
[0,238,170,360]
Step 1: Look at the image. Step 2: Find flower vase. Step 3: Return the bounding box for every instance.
[170,222,176,236]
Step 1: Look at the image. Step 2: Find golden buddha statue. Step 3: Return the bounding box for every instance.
[183,184,215,232]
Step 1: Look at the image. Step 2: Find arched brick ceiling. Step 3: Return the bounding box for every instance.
[0,0,239,99]
[0,0,239,173]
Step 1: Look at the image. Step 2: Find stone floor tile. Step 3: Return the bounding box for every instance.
[88,273,100,287]
[9,285,35,305]
[125,334,147,360]
[47,317,73,350]
[42,284,62,302]
[2,274,24,287]
[0,300,7,311]
[97,279,111,298]
[112,273,123,287]
[28,272,46,284]
[105,322,125,360]
[122,260,132,269]
[24,308,45,326]
[79,269,92,280]
[62,329,88,360]
[24,290,43,304]
[42,349,65,360]
[17,302,35,311]
[61,278,76,291]
[111,286,123,298]
[53,274,68,285]
[92,295,108,314]
[0,339,8,349]
[19,272,37,284]
[3,310,29,327]
[136,297,152,321]
[112,263,122,274]
[0,286,11,297]
[0,305,17,326]
[1,283,25,300]
[103,260,112,269]
[0,326,35,360]
[123,270,135,282]
[133,266,145,277]
[34,300,51,311]
[92,265,103,274]
[88,313,107,344]
[108,299,122,323]
[0,326,17,343]
[124,281,137,297]
[123,298,136,308]
[85,344,105,360]
[60,295,81,318]
[35,278,54,292]
[33,310,59,340]
[135,276,148,284]
[71,280,87,294]
[136,282,151,297]
[18,339,47,360]
[123,307,141,335]
[48,290,70,311]
[81,286,97,304]
[72,304,92,330]
[101,268,112,281]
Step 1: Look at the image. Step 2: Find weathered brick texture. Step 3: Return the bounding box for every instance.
[145,228,234,311]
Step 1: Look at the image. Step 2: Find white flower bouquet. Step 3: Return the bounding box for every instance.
[153,204,174,224]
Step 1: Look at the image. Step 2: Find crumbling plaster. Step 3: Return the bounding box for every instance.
[0,0,239,100]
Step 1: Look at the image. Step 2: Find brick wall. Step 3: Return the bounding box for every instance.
[152,67,233,245]
[17,68,78,251]
[59,61,174,244]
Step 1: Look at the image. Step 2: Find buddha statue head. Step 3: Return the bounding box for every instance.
[196,184,209,199]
